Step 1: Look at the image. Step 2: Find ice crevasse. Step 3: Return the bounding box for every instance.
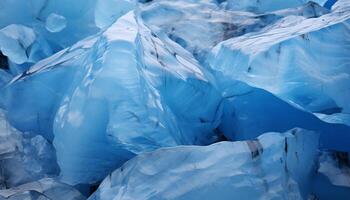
[0,0,349,199]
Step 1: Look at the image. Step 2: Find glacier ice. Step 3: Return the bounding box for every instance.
[0,69,11,88]
[312,151,350,199]
[0,25,36,65]
[90,129,350,200]
[140,1,330,62]
[52,11,222,184]
[0,0,99,53]
[0,109,59,188]
[1,10,223,185]
[222,0,329,12]
[0,0,349,199]
[317,151,350,188]
[88,129,318,200]
[206,0,350,152]
[216,80,350,152]
[45,13,67,33]
[0,24,52,75]
[0,178,85,200]
[207,1,350,124]
[94,0,135,29]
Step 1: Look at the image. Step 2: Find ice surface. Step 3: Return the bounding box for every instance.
[0,109,59,188]
[0,0,99,53]
[0,178,85,200]
[0,0,349,199]
[90,129,350,200]
[0,70,11,89]
[0,24,52,75]
[88,129,319,200]
[207,2,350,138]
[140,1,329,62]
[208,1,350,113]
[94,0,135,29]
[318,152,350,188]
[1,11,223,185]
[46,13,67,33]
[216,81,350,152]
[0,25,35,64]
[53,11,222,184]
[223,0,329,12]
[310,150,350,199]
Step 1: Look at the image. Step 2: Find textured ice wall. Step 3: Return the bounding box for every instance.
[0,0,349,199]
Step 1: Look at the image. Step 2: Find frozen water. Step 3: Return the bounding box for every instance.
[94,0,135,29]
[0,25,36,64]
[46,13,67,33]
[90,129,350,200]
[89,129,318,200]
[216,81,350,152]
[52,11,221,184]
[0,178,85,200]
[0,24,52,75]
[0,0,349,199]
[0,109,59,188]
[222,0,329,12]
[311,151,350,199]
[140,1,330,62]
[1,11,222,185]
[0,0,99,52]
[207,2,350,128]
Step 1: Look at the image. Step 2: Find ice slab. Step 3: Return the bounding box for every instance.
[222,0,329,13]
[0,178,85,200]
[216,80,350,152]
[207,3,350,126]
[140,1,329,63]
[1,11,223,185]
[0,109,59,188]
[46,13,67,33]
[89,128,320,200]
[94,0,135,29]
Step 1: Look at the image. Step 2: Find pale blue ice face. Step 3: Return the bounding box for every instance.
[88,128,319,200]
[0,0,349,199]
[0,10,223,185]
[0,109,59,188]
[46,13,67,33]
